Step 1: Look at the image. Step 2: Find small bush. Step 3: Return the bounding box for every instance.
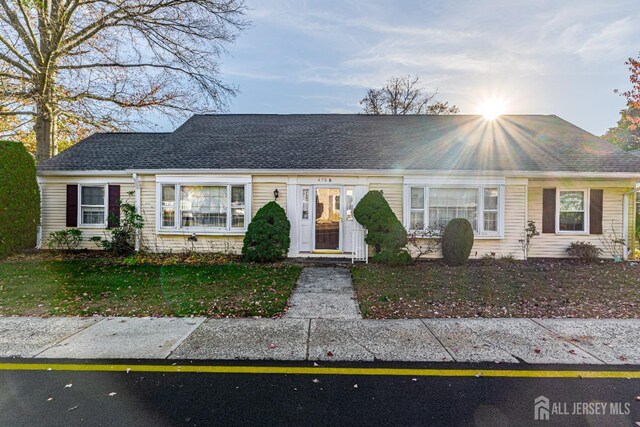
[441,218,474,266]
[47,229,83,251]
[242,201,291,262]
[353,190,409,265]
[566,241,602,260]
[96,195,144,256]
[0,141,40,257]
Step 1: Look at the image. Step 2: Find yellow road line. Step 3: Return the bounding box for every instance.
[0,363,638,379]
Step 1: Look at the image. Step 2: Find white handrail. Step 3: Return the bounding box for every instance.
[352,227,368,263]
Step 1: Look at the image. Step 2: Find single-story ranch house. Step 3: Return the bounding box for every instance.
[36,114,640,260]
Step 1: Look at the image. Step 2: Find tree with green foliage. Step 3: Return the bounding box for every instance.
[242,201,291,262]
[0,140,40,257]
[441,218,474,266]
[602,107,640,151]
[353,190,411,265]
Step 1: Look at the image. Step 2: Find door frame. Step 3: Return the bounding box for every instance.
[311,185,344,253]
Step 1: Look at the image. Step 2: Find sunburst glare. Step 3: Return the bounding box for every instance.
[477,97,507,120]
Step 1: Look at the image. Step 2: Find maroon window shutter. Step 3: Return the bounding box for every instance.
[66,185,78,227]
[108,185,121,228]
[542,188,556,233]
[589,189,603,235]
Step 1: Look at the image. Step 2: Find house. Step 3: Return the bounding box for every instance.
[36,114,640,259]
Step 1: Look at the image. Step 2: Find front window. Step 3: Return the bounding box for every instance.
[407,185,501,235]
[160,183,249,231]
[231,186,245,228]
[80,186,105,225]
[181,186,228,228]
[410,187,425,229]
[483,188,499,232]
[429,188,478,231]
[559,190,586,232]
[161,185,176,227]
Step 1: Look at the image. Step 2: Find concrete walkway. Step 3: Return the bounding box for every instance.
[284,267,361,319]
[1,316,639,364]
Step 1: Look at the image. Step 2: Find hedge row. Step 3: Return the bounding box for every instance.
[0,141,40,257]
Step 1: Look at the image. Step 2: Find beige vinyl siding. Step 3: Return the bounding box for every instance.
[527,180,635,258]
[252,178,287,216]
[137,176,244,253]
[369,180,403,220]
[40,177,134,249]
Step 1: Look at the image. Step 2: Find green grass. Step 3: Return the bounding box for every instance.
[352,259,640,319]
[0,259,301,317]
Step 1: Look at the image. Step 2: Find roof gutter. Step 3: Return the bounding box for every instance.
[36,168,640,180]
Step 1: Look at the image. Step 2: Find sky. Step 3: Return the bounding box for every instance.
[160,0,640,136]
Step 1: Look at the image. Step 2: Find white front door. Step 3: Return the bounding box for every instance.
[295,184,366,255]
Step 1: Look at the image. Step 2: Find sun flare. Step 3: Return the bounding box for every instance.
[478,97,507,120]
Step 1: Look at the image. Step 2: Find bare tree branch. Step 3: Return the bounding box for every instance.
[0,0,248,160]
[360,75,459,116]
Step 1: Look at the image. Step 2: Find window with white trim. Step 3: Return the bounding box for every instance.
[429,188,478,230]
[483,188,499,232]
[558,190,586,232]
[302,188,310,219]
[407,185,502,236]
[80,185,106,225]
[159,184,249,231]
[161,185,176,227]
[410,187,425,229]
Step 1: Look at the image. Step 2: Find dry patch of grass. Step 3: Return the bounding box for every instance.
[0,257,300,318]
[351,259,640,319]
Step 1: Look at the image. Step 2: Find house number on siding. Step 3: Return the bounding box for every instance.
[317,178,333,182]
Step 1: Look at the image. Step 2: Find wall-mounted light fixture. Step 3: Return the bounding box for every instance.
[274,189,279,200]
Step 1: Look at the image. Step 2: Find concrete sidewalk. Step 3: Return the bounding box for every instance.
[1,316,638,364]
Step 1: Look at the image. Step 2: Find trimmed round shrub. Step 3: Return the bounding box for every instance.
[353,190,409,264]
[242,201,291,262]
[0,141,40,257]
[441,218,474,266]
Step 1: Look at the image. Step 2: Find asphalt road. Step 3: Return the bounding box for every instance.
[0,360,638,427]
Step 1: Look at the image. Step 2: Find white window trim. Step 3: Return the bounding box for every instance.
[155,182,252,235]
[78,184,108,228]
[556,189,589,235]
[403,184,505,239]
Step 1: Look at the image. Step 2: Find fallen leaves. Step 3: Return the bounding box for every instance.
[352,260,640,319]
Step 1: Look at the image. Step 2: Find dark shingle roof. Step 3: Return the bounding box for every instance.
[38,132,170,171]
[37,114,640,173]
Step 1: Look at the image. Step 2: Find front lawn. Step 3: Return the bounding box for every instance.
[352,259,640,319]
[0,257,301,317]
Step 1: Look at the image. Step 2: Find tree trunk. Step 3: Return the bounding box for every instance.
[34,106,57,162]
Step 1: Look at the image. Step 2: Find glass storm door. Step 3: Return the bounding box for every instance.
[314,187,341,250]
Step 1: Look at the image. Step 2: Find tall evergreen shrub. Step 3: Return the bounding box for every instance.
[0,141,40,257]
[242,201,291,262]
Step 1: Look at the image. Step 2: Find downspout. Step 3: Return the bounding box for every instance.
[36,176,43,249]
[133,173,141,251]
[622,187,640,261]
